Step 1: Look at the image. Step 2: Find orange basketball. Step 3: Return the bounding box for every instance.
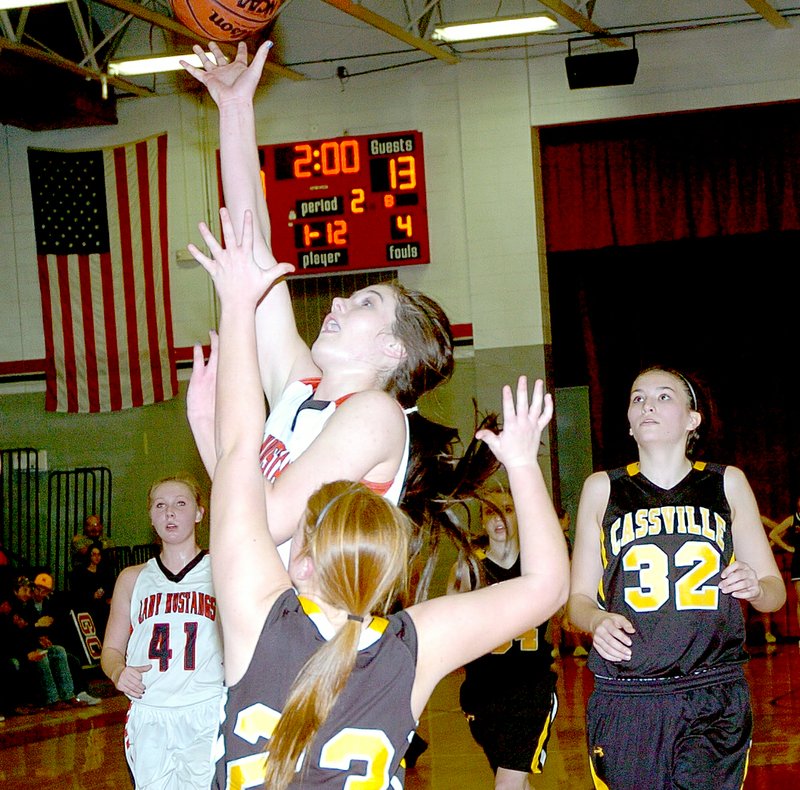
[171,0,283,42]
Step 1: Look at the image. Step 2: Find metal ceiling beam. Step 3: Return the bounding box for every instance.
[90,0,306,79]
[536,0,628,47]
[68,0,100,70]
[319,0,459,64]
[0,34,154,97]
[0,10,16,41]
[744,0,792,28]
[77,12,134,69]
[0,6,29,41]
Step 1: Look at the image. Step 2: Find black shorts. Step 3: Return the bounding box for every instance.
[789,550,800,581]
[587,666,752,790]
[461,673,558,775]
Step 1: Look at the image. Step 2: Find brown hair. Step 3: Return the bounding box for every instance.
[381,281,454,408]
[634,366,703,456]
[264,481,412,789]
[146,475,205,511]
[450,475,514,594]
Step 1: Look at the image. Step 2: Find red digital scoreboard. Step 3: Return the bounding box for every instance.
[256,130,430,275]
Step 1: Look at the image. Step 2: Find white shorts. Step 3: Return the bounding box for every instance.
[125,696,221,790]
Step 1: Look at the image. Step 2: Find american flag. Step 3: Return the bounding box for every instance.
[28,134,177,413]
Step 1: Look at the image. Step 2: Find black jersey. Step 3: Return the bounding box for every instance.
[787,513,800,548]
[588,461,748,681]
[213,589,416,790]
[460,550,554,712]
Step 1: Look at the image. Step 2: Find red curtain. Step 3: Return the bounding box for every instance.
[540,103,800,512]
[540,102,800,253]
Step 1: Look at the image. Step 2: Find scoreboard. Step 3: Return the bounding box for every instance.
[252,130,430,275]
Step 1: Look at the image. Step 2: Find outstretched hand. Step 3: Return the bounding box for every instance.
[476,377,552,469]
[180,40,272,107]
[187,330,218,428]
[188,208,293,311]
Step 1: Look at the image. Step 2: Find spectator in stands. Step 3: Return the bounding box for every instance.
[27,572,101,706]
[6,574,85,710]
[70,546,115,640]
[71,514,115,568]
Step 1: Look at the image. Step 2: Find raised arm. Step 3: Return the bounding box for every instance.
[186,332,218,477]
[407,378,569,718]
[182,41,317,406]
[190,208,294,684]
[720,466,786,613]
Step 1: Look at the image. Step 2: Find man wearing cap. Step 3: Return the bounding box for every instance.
[30,572,57,630]
[28,572,101,706]
[10,573,88,710]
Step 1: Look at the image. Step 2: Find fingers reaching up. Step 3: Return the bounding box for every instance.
[180,40,273,106]
[188,208,293,310]
[476,377,553,469]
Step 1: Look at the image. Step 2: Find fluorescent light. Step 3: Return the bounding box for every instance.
[0,0,69,8]
[432,13,558,43]
[108,52,217,77]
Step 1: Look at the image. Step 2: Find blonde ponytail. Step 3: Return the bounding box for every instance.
[264,482,411,788]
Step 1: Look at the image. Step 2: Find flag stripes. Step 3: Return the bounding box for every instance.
[30,134,176,413]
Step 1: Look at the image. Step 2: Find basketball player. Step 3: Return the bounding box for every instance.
[188,205,569,788]
[447,484,558,789]
[181,42,457,578]
[766,493,800,638]
[101,477,223,790]
[568,367,786,790]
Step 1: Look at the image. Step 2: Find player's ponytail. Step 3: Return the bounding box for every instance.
[263,482,411,789]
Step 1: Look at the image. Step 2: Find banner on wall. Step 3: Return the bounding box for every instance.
[27,134,177,413]
[70,610,102,665]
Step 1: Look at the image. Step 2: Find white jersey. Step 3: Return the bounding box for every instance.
[260,378,410,566]
[127,553,223,707]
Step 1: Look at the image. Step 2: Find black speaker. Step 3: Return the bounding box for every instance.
[565,48,639,89]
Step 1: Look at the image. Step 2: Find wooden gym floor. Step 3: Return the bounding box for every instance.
[2,639,799,789]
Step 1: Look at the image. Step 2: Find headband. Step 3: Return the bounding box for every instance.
[673,371,698,411]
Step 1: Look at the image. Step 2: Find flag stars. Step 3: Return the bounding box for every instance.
[28,148,110,255]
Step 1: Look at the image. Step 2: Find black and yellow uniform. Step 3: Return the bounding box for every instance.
[460,551,557,775]
[213,589,416,789]
[587,461,752,790]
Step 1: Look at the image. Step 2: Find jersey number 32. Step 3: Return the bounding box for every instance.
[623,540,721,613]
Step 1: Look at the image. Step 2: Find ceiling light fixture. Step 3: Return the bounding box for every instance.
[0,0,70,8]
[108,52,216,77]
[432,13,558,43]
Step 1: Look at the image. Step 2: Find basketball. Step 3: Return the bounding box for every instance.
[171,0,283,42]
